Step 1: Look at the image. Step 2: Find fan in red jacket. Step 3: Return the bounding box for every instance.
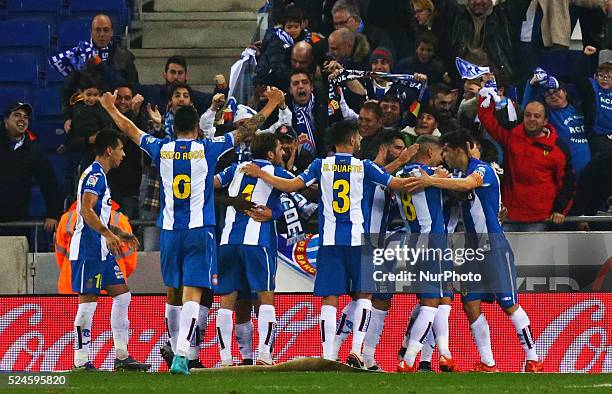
[477,89,575,227]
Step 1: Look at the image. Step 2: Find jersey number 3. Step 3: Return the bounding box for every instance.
[333,179,350,214]
[172,174,191,199]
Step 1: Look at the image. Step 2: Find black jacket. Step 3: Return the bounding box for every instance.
[66,102,113,166]
[137,83,212,116]
[285,89,330,158]
[0,131,62,221]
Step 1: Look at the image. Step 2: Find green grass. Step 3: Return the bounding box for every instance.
[2,371,611,393]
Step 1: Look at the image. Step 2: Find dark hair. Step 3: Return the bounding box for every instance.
[331,120,359,147]
[281,5,305,25]
[174,105,199,134]
[360,100,383,119]
[251,133,280,160]
[415,31,438,48]
[438,128,475,154]
[94,129,123,156]
[165,55,187,73]
[168,81,193,101]
[75,70,103,91]
[419,105,439,121]
[597,62,612,74]
[490,66,510,92]
[114,82,133,93]
[376,130,405,151]
[477,137,499,164]
[380,93,400,105]
[290,68,313,83]
[430,83,454,98]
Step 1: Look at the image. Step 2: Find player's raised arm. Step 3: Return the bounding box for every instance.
[232,87,284,145]
[404,167,480,192]
[100,91,147,146]
[242,162,306,192]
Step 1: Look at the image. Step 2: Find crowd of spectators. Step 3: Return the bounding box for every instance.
[2,0,612,250]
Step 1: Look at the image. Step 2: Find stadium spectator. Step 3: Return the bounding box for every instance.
[137,55,212,116]
[394,31,449,86]
[291,41,315,72]
[331,0,396,57]
[326,28,370,71]
[364,0,417,60]
[430,83,461,133]
[365,47,395,101]
[276,124,314,174]
[458,78,483,129]
[431,0,531,83]
[0,102,62,236]
[358,101,385,159]
[254,5,310,91]
[55,200,137,294]
[161,82,194,139]
[478,89,575,230]
[286,69,330,158]
[380,94,403,130]
[401,106,441,146]
[107,84,146,219]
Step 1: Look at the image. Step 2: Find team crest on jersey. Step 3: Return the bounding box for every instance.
[178,145,187,150]
[474,166,486,178]
[86,174,99,187]
[113,266,124,279]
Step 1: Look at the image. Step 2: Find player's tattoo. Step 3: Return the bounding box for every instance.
[234,113,266,144]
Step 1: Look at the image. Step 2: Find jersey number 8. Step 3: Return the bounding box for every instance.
[332,179,350,214]
[400,192,416,221]
[172,174,191,199]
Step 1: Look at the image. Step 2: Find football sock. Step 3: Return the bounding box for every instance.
[235,321,254,361]
[350,298,372,357]
[470,314,495,366]
[176,301,199,357]
[74,302,97,367]
[188,305,210,361]
[333,301,356,357]
[433,304,452,358]
[165,304,181,353]
[320,305,337,360]
[402,304,421,348]
[510,306,538,361]
[216,308,234,364]
[257,305,276,358]
[111,292,131,360]
[363,307,387,366]
[420,330,435,363]
[403,306,437,367]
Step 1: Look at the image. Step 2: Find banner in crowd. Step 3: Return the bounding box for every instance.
[0,294,610,373]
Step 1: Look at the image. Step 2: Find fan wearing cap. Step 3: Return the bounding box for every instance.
[0,102,62,235]
[275,124,314,174]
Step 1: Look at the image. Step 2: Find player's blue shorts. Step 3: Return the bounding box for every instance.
[160,226,217,289]
[216,244,276,294]
[314,246,365,296]
[418,253,455,299]
[71,255,125,294]
[461,246,518,309]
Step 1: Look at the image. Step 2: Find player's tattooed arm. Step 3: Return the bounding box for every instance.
[80,193,122,256]
[242,163,306,192]
[109,225,140,250]
[232,86,285,145]
[100,91,147,145]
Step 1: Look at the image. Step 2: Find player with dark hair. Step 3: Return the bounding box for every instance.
[100,87,284,374]
[70,129,150,372]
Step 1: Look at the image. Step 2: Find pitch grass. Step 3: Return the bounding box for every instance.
[2,372,611,393]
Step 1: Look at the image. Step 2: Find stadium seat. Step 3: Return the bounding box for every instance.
[47,153,67,188]
[32,87,61,117]
[57,18,90,50]
[0,53,40,87]
[69,0,127,31]
[6,0,65,34]
[31,121,66,150]
[0,19,51,59]
[0,87,28,115]
[27,186,46,218]
[45,62,65,86]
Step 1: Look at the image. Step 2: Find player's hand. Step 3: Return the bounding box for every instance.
[100,91,117,110]
[498,204,509,223]
[550,212,565,225]
[211,93,226,111]
[231,195,257,214]
[43,218,58,233]
[242,162,264,178]
[265,87,285,106]
[118,231,140,250]
[104,231,123,256]
[584,46,597,56]
[63,119,72,133]
[248,206,273,222]
[433,166,450,178]
[146,103,162,126]
[131,94,145,115]
[398,143,419,165]
[467,141,480,160]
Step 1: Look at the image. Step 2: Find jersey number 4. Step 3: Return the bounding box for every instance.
[333,179,350,214]
[400,192,416,221]
[172,174,191,199]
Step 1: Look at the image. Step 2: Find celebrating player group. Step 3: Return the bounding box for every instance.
[66,87,543,374]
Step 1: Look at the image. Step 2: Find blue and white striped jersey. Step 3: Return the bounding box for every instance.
[461,158,504,235]
[395,163,445,234]
[298,153,392,246]
[139,133,234,230]
[69,161,112,261]
[217,160,294,246]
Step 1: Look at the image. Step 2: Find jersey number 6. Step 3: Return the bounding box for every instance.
[172,174,191,199]
[332,179,350,214]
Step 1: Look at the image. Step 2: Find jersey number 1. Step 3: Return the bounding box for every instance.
[333,179,350,214]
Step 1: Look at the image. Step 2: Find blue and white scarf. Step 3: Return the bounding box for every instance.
[274,28,294,47]
[293,96,316,155]
[48,40,112,77]
[163,110,175,140]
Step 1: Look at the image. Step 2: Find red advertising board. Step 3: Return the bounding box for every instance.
[0,294,609,373]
